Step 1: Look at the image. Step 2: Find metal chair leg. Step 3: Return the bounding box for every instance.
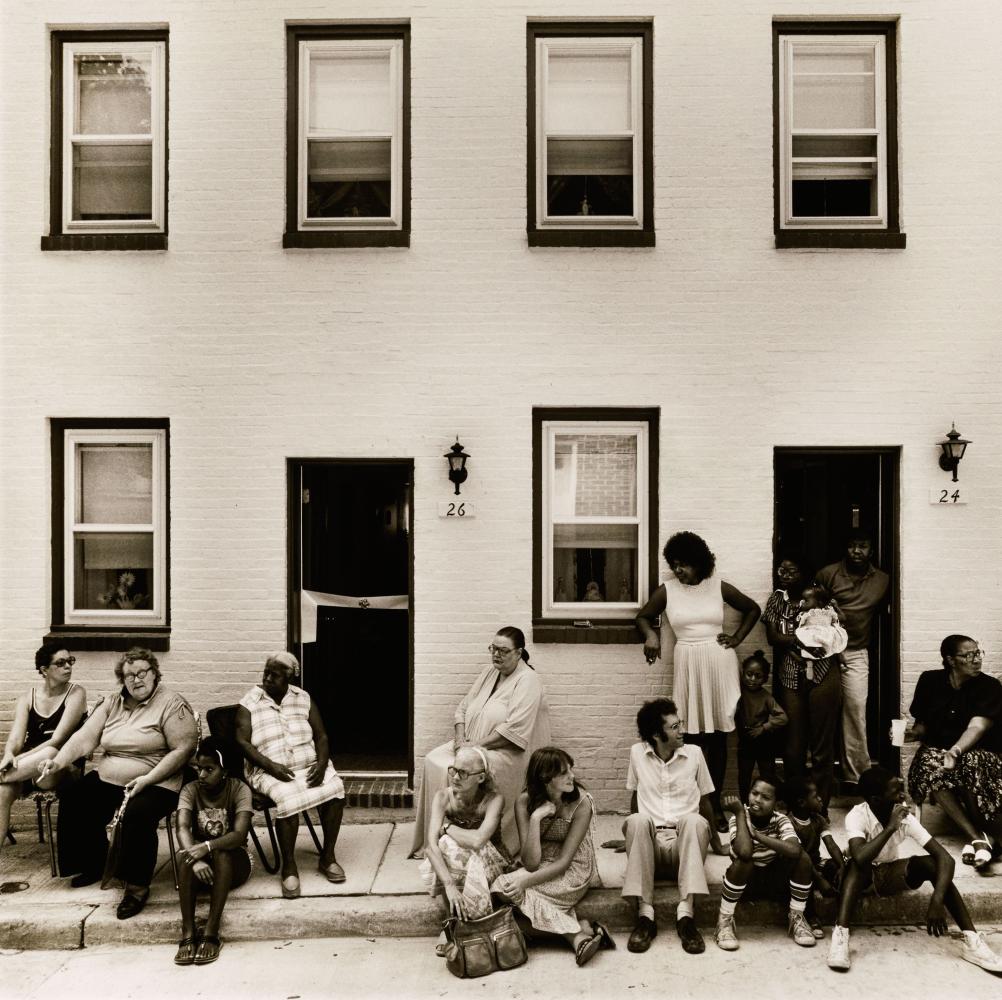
[36,797,45,843]
[250,807,281,875]
[43,797,57,877]
[303,809,323,853]
[3,830,15,846]
[165,812,179,891]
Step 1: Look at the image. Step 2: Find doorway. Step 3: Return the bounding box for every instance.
[287,460,413,779]
[773,448,900,770]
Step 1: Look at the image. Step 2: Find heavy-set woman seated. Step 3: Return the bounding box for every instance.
[411,626,551,858]
[906,634,1002,868]
[38,648,198,919]
[235,652,346,899]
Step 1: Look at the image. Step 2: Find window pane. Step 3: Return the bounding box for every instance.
[547,139,633,216]
[793,47,874,76]
[546,50,632,133]
[76,54,152,135]
[77,444,153,523]
[310,50,392,134]
[307,139,391,217]
[792,69,875,130]
[73,533,153,610]
[72,144,152,220]
[552,523,638,603]
[792,179,876,217]
[792,135,876,158]
[552,434,637,517]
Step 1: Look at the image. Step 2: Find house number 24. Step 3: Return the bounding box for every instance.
[929,487,967,505]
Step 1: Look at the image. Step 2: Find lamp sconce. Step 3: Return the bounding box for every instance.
[445,438,470,496]
[938,423,971,483]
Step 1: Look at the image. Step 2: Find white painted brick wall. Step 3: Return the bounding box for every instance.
[2,1,1000,811]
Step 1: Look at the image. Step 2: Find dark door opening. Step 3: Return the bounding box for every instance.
[288,460,413,778]
[773,448,900,771]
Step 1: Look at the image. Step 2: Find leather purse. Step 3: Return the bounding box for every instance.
[443,905,528,978]
[101,790,132,890]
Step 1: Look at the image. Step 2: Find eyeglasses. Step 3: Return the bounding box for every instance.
[488,645,516,657]
[50,657,76,668]
[123,667,153,683]
[954,648,984,661]
[447,766,485,781]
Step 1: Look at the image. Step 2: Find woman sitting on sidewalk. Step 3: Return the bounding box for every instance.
[491,747,614,967]
[419,745,512,956]
[174,738,254,966]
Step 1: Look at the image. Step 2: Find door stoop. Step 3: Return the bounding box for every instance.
[342,773,413,809]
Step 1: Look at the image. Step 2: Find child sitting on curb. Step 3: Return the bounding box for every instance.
[827,765,1002,974]
[715,781,816,952]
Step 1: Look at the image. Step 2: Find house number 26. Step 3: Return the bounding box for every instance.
[439,501,476,518]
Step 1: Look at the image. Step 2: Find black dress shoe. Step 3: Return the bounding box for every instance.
[69,871,102,888]
[627,916,658,953]
[676,916,705,954]
[116,889,149,920]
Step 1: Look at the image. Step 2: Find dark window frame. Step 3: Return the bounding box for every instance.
[773,20,905,250]
[42,29,169,253]
[284,23,411,249]
[48,418,171,652]
[527,21,655,249]
[532,406,659,644]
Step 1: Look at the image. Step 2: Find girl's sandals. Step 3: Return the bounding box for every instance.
[574,930,602,967]
[173,936,198,966]
[194,935,222,965]
[961,843,977,865]
[971,839,993,870]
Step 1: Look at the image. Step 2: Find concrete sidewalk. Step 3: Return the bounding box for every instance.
[2,805,1000,950]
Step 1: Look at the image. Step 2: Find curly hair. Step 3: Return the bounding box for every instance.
[858,765,896,802]
[114,647,161,683]
[525,746,581,815]
[636,698,678,746]
[34,642,65,675]
[662,532,716,581]
[940,634,976,669]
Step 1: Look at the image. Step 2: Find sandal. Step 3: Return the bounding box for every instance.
[281,875,301,899]
[194,935,221,965]
[173,936,198,966]
[575,931,602,967]
[972,839,993,869]
[592,921,617,950]
[961,843,976,865]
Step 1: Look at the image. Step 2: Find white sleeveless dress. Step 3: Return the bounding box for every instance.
[663,572,740,734]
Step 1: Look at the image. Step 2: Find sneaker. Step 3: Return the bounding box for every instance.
[714,915,739,952]
[961,931,1002,974]
[789,911,817,948]
[808,914,825,939]
[827,925,851,971]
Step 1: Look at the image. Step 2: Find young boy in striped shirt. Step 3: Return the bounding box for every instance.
[715,778,816,951]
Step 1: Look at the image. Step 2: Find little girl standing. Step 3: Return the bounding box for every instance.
[735,652,787,802]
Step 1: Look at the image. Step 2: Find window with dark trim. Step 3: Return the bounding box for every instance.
[42,29,168,252]
[527,22,654,248]
[284,23,410,249]
[532,408,658,643]
[773,21,904,249]
[48,419,170,651]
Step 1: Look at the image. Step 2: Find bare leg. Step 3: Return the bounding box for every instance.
[276,815,300,879]
[932,788,982,844]
[0,783,18,854]
[203,852,235,938]
[906,855,975,932]
[177,854,199,940]
[318,798,345,867]
[835,860,869,928]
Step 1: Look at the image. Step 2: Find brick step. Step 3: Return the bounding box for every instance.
[343,775,413,810]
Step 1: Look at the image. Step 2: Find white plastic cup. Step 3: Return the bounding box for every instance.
[890,719,907,747]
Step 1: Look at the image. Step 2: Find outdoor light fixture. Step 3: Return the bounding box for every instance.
[938,423,971,482]
[445,438,470,495]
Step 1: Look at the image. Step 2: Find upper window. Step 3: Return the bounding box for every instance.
[285,24,410,248]
[527,23,654,248]
[49,420,170,649]
[43,30,168,251]
[532,408,659,642]
[774,22,904,248]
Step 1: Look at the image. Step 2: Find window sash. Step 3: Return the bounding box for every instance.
[535,37,644,229]
[61,40,166,234]
[298,39,403,230]
[779,35,887,229]
[541,420,649,618]
[63,429,167,625]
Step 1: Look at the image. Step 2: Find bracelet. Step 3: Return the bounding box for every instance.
[204,841,212,854]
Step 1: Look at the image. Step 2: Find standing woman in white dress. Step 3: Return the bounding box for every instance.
[635,532,760,831]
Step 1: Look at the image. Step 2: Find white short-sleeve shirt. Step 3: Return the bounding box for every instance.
[626,742,713,828]
[843,801,932,864]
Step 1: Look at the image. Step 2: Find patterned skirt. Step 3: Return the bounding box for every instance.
[418,835,512,919]
[907,745,1002,822]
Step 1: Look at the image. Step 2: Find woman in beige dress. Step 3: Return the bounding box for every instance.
[411,626,551,857]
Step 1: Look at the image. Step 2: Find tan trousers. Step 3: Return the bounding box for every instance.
[621,812,711,904]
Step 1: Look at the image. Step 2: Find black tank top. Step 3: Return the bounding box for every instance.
[24,685,75,752]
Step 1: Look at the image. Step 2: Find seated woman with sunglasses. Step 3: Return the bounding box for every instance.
[419,746,513,956]
[0,644,89,857]
[38,647,198,919]
[411,627,551,858]
[905,635,1002,870]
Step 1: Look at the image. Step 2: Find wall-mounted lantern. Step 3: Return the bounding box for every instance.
[938,423,971,483]
[445,438,470,495]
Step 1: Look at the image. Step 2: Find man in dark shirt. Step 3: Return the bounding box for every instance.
[816,529,889,784]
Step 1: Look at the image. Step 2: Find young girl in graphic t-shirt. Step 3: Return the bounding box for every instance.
[174,737,254,966]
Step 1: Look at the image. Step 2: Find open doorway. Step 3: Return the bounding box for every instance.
[287,459,413,779]
[773,448,900,771]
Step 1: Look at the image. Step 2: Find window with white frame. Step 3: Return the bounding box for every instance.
[540,418,651,621]
[286,26,409,246]
[528,24,653,247]
[775,23,902,245]
[55,36,167,237]
[60,427,168,628]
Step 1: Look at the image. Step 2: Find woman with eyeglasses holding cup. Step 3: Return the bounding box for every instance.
[38,647,198,918]
[0,644,89,856]
[905,635,1002,870]
[411,626,551,858]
